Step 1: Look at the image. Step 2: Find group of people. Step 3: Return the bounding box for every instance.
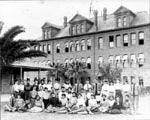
[4,77,140,115]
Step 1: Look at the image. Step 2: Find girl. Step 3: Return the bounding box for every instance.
[15,95,26,112]
[86,94,98,114]
[99,94,109,113]
[122,95,132,114]
[29,95,44,113]
[42,87,50,109]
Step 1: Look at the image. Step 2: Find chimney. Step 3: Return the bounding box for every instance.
[63,16,67,28]
[93,10,98,31]
[103,8,107,21]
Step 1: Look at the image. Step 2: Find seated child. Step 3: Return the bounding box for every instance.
[122,95,132,114]
[109,96,122,114]
[69,93,86,114]
[14,94,26,112]
[46,92,60,112]
[29,95,44,113]
[108,96,115,109]
[4,94,16,112]
[56,94,68,113]
[99,94,109,113]
[86,94,98,114]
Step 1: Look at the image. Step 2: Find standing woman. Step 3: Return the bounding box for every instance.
[12,80,20,98]
[24,78,32,101]
[42,87,50,109]
[114,78,123,107]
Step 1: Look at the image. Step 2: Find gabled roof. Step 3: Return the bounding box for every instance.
[114,6,135,16]
[69,13,93,24]
[42,22,61,29]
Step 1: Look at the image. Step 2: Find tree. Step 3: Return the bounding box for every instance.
[0,25,47,69]
[97,64,122,83]
[65,61,89,85]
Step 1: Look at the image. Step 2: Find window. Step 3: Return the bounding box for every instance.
[139,32,144,45]
[81,40,85,51]
[80,24,84,33]
[56,60,60,64]
[65,42,69,52]
[86,57,91,69]
[116,35,121,47]
[115,55,121,68]
[47,30,51,39]
[87,39,91,50]
[44,30,47,39]
[43,45,47,53]
[56,43,60,53]
[123,34,128,46]
[72,26,76,35]
[75,41,80,51]
[70,42,74,52]
[109,36,114,48]
[108,56,114,64]
[64,59,69,64]
[117,18,121,27]
[98,37,103,49]
[138,53,144,67]
[47,44,51,54]
[122,55,128,68]
[123,16,127,26]
[39,45,42,51]
[76,25,80,34]
[130,54,136,68]
[98,56,103,68]
[131,33,136,45]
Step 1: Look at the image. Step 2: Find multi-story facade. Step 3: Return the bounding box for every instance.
[31,6,150,87]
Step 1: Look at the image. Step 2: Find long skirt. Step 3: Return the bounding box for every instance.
[43,99,49,109]
[30,106,43,113]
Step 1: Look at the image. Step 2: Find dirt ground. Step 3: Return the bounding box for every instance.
[1,96,150,120]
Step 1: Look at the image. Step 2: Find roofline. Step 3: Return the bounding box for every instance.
[38,23,150,42]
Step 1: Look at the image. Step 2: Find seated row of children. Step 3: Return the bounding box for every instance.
[4,84,132,115]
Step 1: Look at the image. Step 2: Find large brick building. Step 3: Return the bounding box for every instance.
[30,6,150,86]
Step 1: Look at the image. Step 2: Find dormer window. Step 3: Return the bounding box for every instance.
[117,18,122,27]
[47,44,51,54]
[76,25,80,34]
[123,16,127,26]
[80,24,84,33]
[72,26,76,35]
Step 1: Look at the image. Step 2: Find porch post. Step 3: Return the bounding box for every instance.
[20,67,23,81]
[38,69,41,80]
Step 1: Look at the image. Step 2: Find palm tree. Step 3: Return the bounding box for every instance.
[65,61,89,85]
[0,25,47,69]
[97,64,122,83]
[0,25,47,91]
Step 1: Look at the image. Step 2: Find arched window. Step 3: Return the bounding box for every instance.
[76,25,80,34]
[81,40,85,51]
[64,58,69,64]
[70,42,74,52]
[65,42,69,52]
[70,58,74,63]
[138,53,144,67]
[44,30,47,39]
[87,39,91,50]
[115,55,121,68]
[47,60,51,66]
[117,18,121,27]
[47,44,51,54]
[75,41,80,51]
[81,57,86,63]
[130,54,136,67]
[56,43,60,53]
[39,45,42,51]
[122,55,128,68]
[43,45,47,53]
[123,16,127,26]
[86,57,91,69]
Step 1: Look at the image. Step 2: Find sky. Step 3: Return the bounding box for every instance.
[0,0,149,40]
